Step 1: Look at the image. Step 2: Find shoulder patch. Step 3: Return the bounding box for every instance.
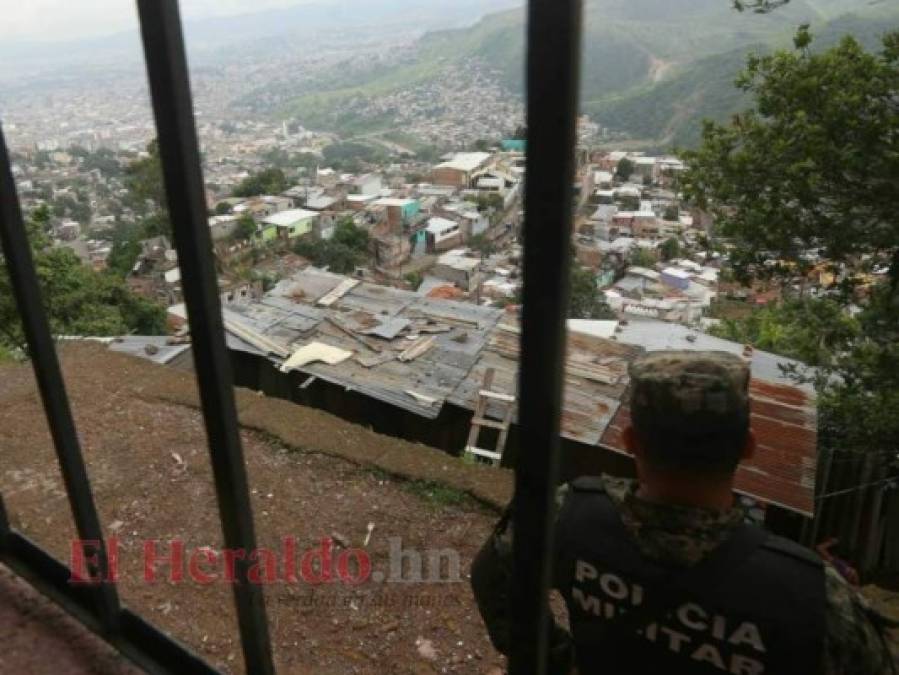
[761,535,823,568]
[570,475,607,493]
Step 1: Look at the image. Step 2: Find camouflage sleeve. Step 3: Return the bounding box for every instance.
[470,485,574,675]
[822,564,897,675]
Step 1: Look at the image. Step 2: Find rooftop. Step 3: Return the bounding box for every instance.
[434,152,492,173]
[261,208,319,226]
[214,270,818,516]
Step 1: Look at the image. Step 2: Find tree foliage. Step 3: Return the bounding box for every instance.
[659,237,681,262]
[568,265,616,320]
[615,157,634,181]
[124,140,170,237]
[0,208,166,353]
[293,220,369,274]
[629,247,658,268]
[233,168,289,198]
[688,30,899,459]
[680,29,899,285]
[235,214,258,241]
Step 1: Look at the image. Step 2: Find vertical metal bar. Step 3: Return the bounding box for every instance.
[511,0,583,673]
[0,494,9,545]
[134,2,275,673]
[0,125,121,632]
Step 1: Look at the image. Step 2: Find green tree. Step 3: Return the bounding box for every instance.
[568,266,616,320]
[615,157,634,181]
[404,271,423,291]
[331,219,369,252]
[214,202,233,215]
[618,195,640,211]
[235,214,258,241]
[292,220,369,274]
[468,234,496,257]
[106,221,144,277]
[680,29,899,286]
[125,140,169,237]
[0,208,165,353]
[659,237,681,261]
[233,168,289,198]
[663,204,679,222]
[683,29,899,462]
[628,247,658,268]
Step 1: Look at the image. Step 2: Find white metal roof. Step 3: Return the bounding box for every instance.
[435,152,491,173]
[262,209,319,226]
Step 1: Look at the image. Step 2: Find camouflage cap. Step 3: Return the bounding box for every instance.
[628,350,751,436]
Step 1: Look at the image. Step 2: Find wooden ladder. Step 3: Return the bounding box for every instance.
[464,368,515,466]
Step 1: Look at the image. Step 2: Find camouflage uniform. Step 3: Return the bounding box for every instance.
[471,351,896,674]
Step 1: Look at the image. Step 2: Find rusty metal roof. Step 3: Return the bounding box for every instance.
[220,271,818,516]
[600,379,817,517]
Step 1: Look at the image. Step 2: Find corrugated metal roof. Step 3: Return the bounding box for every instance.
[599,379,817,517]
[220,270,818,515]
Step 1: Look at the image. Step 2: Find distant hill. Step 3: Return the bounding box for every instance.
[277,0,899,146]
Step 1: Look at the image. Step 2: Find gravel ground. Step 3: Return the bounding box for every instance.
[0,345,507,674]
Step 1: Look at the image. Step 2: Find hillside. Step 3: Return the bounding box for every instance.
[275,0,899,146]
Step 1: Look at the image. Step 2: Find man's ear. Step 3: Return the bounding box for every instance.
[741,429,757,462]
[623,425,643,458]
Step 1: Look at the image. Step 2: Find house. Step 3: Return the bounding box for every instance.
[593,171,614,189]
[500,139,526,152]
[345,194,378,211]
[598,150,628,173]
[57,219,81,241]
[304,194,338,211]
[233,195,291,219]
[661,266,692,291]
[633,156,658,182]
[432,152,492,188]
[214,268,818,527]
[425,217,462,252]
[432,250,483,292]
[208,215,239,241]
[439,202,488,239]
[372,198,420,232]
[342,173,383,196]
[260,209,319,241]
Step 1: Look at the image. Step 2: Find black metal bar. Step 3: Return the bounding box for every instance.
[135,2,275,673]
[0,125,121,633]
[0,531,219,675]
[511,0,584,672]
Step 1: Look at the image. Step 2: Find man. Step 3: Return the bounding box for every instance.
[471,351,896,674]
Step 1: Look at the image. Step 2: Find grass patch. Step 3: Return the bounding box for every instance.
[403,480,472,508]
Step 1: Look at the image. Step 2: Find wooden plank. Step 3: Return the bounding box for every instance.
[398,336,436,362]
[472,417,507,431]
[316,278,359,306]
[467,446,503,462]
[325,315,382,353]
[480,389,516,403]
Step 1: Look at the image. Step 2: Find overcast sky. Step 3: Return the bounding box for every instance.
[2,0,311,42]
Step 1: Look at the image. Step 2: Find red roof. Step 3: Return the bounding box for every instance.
[427,285,465,300]
[600,379,817,516]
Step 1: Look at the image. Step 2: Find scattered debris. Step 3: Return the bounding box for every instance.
[416,637,438,661]
[280,343,353,371]
[398,336,436,362]
[405,390,438,406]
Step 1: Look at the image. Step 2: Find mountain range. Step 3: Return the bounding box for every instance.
[277,0,899,148]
